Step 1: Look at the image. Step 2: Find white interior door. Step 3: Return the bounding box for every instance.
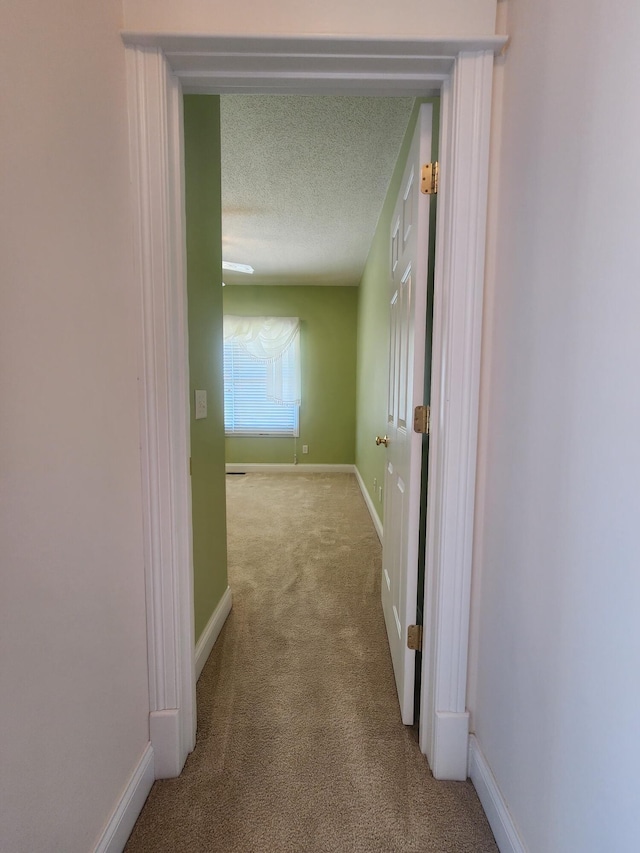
[381,104,434,725]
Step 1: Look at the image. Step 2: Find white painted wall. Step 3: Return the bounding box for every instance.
[0,2,150,851]
[123,0,497,38]
[470,0,640,850]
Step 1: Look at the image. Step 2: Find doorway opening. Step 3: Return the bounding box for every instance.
[124,34,502,783]
[185,92,440,736]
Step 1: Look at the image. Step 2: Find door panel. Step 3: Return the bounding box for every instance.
[381,105,434,725]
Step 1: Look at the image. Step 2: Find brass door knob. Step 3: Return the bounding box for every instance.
[375,435,389,447]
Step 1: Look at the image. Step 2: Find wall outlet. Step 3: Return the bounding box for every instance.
[302,444,309,454]
[194,389,207,419]
[378,485,383,502]
[373,477,377,491]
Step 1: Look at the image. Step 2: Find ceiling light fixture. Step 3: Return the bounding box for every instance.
[222,261,254,274]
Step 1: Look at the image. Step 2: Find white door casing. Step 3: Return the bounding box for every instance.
[125,46,196,780]
[123,35,504,782]
[382,105,433,725]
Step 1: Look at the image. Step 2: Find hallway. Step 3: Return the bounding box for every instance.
[126,474,496,852]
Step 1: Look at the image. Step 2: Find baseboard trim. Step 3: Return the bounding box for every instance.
[468,735,527,853]
[195,586,233,680]
[226,463,354,474]
[93,742,154,853]
[354,466,383,543]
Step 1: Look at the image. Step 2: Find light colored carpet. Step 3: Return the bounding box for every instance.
[126,473,497,852]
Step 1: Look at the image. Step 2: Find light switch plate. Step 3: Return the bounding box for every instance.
[194,389,207,419]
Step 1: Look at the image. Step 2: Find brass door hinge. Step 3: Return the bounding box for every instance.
[189,457,192,476]
[407,624,423,651]
[413,405,430,435]
[421,161,439,195]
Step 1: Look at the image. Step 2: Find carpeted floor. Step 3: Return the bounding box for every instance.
[126,473,497,852]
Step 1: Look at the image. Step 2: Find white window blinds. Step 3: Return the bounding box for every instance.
[223,316,301,436]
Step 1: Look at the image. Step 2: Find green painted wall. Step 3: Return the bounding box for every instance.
[223,285,357,464]
[184,95,229,643]
[355,98,440,525]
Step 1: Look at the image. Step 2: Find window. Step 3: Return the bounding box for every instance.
[223,316,301,436]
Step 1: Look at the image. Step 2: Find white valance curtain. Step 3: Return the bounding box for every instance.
[223,315,301,405]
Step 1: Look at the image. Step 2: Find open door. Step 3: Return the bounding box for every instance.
[379,104,434,725]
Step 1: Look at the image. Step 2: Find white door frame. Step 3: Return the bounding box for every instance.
[123,34,506,781]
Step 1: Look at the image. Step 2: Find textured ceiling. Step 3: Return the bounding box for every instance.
[220,95,414,286]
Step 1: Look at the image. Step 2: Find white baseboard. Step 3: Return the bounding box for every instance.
[93,743,154,853]
[468,735,527,853]
[195,586,233,680]
[354,466,383,543]
[226,463,354,474]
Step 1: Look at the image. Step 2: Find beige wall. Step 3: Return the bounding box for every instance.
[0,1,150,850]
[123,0,497,38]
[469,0,640,849]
